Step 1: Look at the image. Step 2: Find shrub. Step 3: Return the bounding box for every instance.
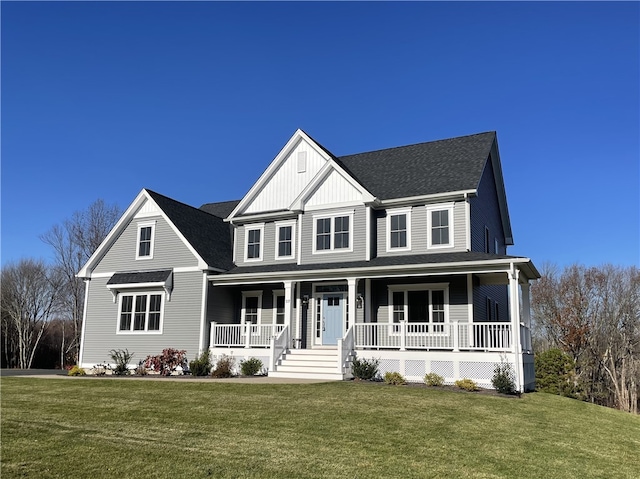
[351,356,380,381]
[68,365,86,376]
[109,349,134,375]
[240,357,263,376]
[424,372,445,387]
[135,361,148,376]
[383,371,406,386]
[455,378,479,391]
[535,348,577,397]
[189,349,212,377]
[211,355,236,378]
[492,361,518,395]
[144,348,187,376]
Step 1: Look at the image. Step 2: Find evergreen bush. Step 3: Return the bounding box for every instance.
[351,356,380,381]
[383,371,406,386]
[240,357,264,376]
[189,350,212,377]
[424,372,445,387]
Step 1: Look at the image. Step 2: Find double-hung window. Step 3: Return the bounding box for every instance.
[244,224,264,262]
[118,293,163,333]
[386,207,411,252]
[427,204,454,249]
[136,221,156,259]
[313,212,353,253]
[275,221,296,260]
[242,292,262,337]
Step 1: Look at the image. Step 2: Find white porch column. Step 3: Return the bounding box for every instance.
[284,280,293,330]
[509,264,525,392]
[347,277,357,332]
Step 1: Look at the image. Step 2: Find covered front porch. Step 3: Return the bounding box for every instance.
[207,256,537,390]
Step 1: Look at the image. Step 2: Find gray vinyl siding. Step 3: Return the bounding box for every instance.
[94,215,198,273]
[234,222,298,267]
[81,271,204,365]
[300,206,367,265]
[470,157,507,254]
[370,276,469,324]
[473,281,509,323]
[376,202,467,258]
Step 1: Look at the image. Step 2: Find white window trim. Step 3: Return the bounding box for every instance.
[135,220,156,260]
[274,220,296,260]
[243,223,265,263]
[116,291,164,334]
[241,291,263,325]
[386,207,412,252]
[426,204,454,250]
[272,289,285,325]
[312,210,354,254]
[387,283,450,334]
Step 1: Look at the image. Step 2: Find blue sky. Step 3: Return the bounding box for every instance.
[2,2,638,268]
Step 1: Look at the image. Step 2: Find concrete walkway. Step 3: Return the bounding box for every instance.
[1,369,331,384]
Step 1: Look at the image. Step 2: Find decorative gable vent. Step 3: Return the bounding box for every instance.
[297,151,307,173]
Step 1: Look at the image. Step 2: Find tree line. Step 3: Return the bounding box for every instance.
[532,264,639,414]
[1,200,120,369]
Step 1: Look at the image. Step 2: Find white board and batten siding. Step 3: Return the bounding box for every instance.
[376,202,468,258]
[93,213,199,274]
[242,139,328,215]
[81,271,204,367]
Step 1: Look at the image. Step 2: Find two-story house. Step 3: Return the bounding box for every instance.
[78,130,539,390]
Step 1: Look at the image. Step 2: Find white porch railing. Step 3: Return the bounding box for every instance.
[354,322,514,351]
[210,323,285,348]
[269,325,289,371]
[337,325,355,375]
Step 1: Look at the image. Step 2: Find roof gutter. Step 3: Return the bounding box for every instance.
[378,189,477,207]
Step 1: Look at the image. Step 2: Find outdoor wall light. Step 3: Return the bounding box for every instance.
[356,293,364,309]
[302,295,309,306]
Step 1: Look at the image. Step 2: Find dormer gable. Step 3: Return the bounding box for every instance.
[227,129,375,221]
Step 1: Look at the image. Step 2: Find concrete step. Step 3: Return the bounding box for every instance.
[276,364,339,374]
[268,370,346,381]
[280,359,337,367]
[284,348,338,357]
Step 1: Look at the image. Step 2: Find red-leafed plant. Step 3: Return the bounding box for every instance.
[144,348,187,376]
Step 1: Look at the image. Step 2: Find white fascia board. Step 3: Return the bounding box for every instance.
[77,189,149,279]
[226,129,335,222]
[378,189,477,208]
[209,257,538,285]
[227,210,299,225]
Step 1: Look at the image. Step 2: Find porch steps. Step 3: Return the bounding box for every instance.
[268,348,352,381]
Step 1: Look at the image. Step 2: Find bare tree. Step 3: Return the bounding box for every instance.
[532,263,640,414]
[40,199,120,366]
[0,259,63,369]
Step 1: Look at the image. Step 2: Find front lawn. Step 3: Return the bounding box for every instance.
[2,378,639,478]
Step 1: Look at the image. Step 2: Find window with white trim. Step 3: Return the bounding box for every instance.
[389,285,449,333]
[242,292,262,325]
[427,205,454,249]
[136,222,156,259]
[275,221,296,259]
[275,294,285,324]
[118,293,163,333]
[313,211,353,253]
[386,208,411,251]
[244,224,264,262]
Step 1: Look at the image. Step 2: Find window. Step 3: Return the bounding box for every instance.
[386,207,411,251]
[275,221,296,260]
[118,293,162,333]
[486,297,499,322]
[136,222,156,259]
[275,295,285,325]
[244,224,264,262]
[427,204,454,249]
[389,285,449,333]
[485,227,490,254]
[313,211,353,253]
[242,292,262,326]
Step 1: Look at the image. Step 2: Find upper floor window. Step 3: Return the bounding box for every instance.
[136,221,156,259]
[275,221,296,260]
[313,211,353,254]
[427,204,454,249]
[118,293,163,333]
[244,224,264,262]
[386,207,411,252]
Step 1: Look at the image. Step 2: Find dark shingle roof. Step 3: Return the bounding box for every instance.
[145,190,234,271]
[107,270,172,285]
[223,251,524,275]
[199,200,241,219]
[337,132,495,200]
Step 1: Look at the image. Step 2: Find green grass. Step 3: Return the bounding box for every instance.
[2,378,639,478]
